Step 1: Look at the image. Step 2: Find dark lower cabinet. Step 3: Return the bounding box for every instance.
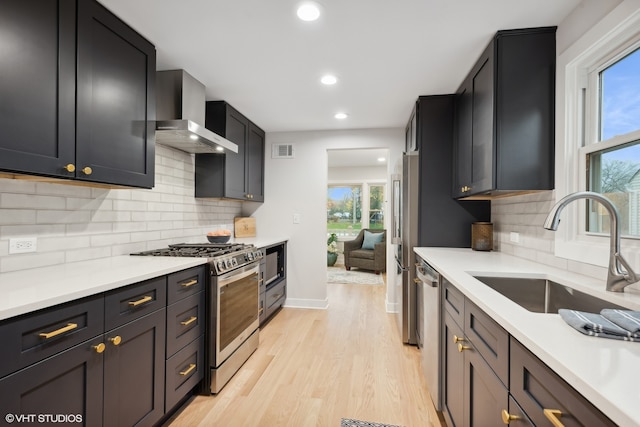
[103,309,166,427]
[441,280,617,427]
[510,337,616,427]
[0,336,104,427]
[442,310,507,427]
[0,266,206,427]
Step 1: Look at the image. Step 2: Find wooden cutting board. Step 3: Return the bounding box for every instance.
[234,217,256,237]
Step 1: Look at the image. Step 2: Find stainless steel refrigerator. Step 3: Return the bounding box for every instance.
[391,152,419,344]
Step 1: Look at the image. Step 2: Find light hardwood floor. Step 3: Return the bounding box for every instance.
[167,276,442,427]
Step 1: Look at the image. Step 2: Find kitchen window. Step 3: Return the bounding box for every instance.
[584,46,640,237]
[557,4,640,268]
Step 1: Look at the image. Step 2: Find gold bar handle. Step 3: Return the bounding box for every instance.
[180,279,198,288]
[128,295,153,307]
[259,307,264,315]
[543,409,564,427]
[39,322,78,339]
[179,363,196,376]
[180,316,197,326]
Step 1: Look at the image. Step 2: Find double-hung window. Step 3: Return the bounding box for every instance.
[557,4,640,268]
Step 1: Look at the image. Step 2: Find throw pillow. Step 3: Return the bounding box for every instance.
[361,230,383,250]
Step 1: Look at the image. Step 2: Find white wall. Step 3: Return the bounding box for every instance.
[0,145,242,273]
[245,128,404,310]
[492,0,639,282]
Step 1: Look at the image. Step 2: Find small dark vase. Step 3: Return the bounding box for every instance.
[327,252,338,266]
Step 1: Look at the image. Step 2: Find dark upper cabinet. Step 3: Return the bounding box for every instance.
[76,0,156,188]
[0,0,156,188]
[453,27,556,199]
[195,101,265,202]
[0,0,76,177]
[410,96,490,247]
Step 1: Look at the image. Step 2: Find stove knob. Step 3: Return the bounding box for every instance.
[225,259,232,269]
[247,252,254,261]
[217,260,225,271]
[232,258,238,267]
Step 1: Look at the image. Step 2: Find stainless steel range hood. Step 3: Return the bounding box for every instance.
[155,70,238,154]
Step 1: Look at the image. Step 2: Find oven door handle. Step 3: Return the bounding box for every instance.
[218,264,260,287]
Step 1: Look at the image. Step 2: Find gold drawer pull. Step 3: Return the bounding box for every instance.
[181,279,198,288]
[180,316,197,326]
[458,343,472,352]
[501,409,520,424]
[81,166,92,175]
[109,336,122,346]
[543,409,564,427]
[128,295,153,307]
[64,164,76,173]
[179,363,196,376]
[39,322,78,339]
[93,343,106,354]
[453,335,465,343]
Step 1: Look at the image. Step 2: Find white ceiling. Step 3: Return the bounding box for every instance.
[100,0,581,134]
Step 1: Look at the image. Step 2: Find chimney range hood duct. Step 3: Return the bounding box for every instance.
[155,70,238,154]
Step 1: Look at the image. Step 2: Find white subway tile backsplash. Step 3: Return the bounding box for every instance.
[0,145,241,273]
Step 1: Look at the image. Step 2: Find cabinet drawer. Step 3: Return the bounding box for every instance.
[443,279,464,326]
[507,395,534,426]
[166,291,204,357]
[510,337,616,427]
[165,337,205,412]
[167,266,206,305]
[0,295,104,378]
[266,281,286,309]
[465,300,509,386]
[105,276,166,330]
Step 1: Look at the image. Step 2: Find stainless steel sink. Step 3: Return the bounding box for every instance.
[472,276,626,314]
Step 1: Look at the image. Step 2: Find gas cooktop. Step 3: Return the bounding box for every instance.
[131,243,263,275]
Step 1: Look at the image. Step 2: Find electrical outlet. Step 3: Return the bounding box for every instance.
[293,213,301,224]
[509,232,520,244]
[9,237,37,254]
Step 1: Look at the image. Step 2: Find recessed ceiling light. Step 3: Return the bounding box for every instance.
[321,74,337,85]
[297,2,320,21]
[334,112,348,120]
[189,134,198,140]
[216,146,224,152]
[377,157,386,162]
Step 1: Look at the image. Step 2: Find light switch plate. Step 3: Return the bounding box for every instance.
[509,232,520,243]
[293,213,301,224]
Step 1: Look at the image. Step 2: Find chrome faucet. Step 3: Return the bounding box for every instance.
[544,191,639,292]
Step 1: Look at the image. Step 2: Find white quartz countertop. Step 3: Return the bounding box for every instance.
[232,236,288,249]
[414,247,640,427]
[0,256,208,321]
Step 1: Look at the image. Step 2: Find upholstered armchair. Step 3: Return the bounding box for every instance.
[343,229,386,274]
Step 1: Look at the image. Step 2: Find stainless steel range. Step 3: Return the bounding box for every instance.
[132,243,263,393]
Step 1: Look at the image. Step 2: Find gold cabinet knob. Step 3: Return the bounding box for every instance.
[501,409,521,424]
[93,343,106,354]
[543,409,564,427]
[64,164,76,173]
[453,335,465,343]
[458,343,472,352]
[81,166,93,175]
[109,336,122,346]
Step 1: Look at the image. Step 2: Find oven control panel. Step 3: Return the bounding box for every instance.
[213,249,263,274]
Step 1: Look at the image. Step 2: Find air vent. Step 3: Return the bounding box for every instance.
[272,144,295,159]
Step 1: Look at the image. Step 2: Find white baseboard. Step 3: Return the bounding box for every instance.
[283,297,329,310]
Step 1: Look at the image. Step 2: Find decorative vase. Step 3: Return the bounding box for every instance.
[327,252,338,266]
